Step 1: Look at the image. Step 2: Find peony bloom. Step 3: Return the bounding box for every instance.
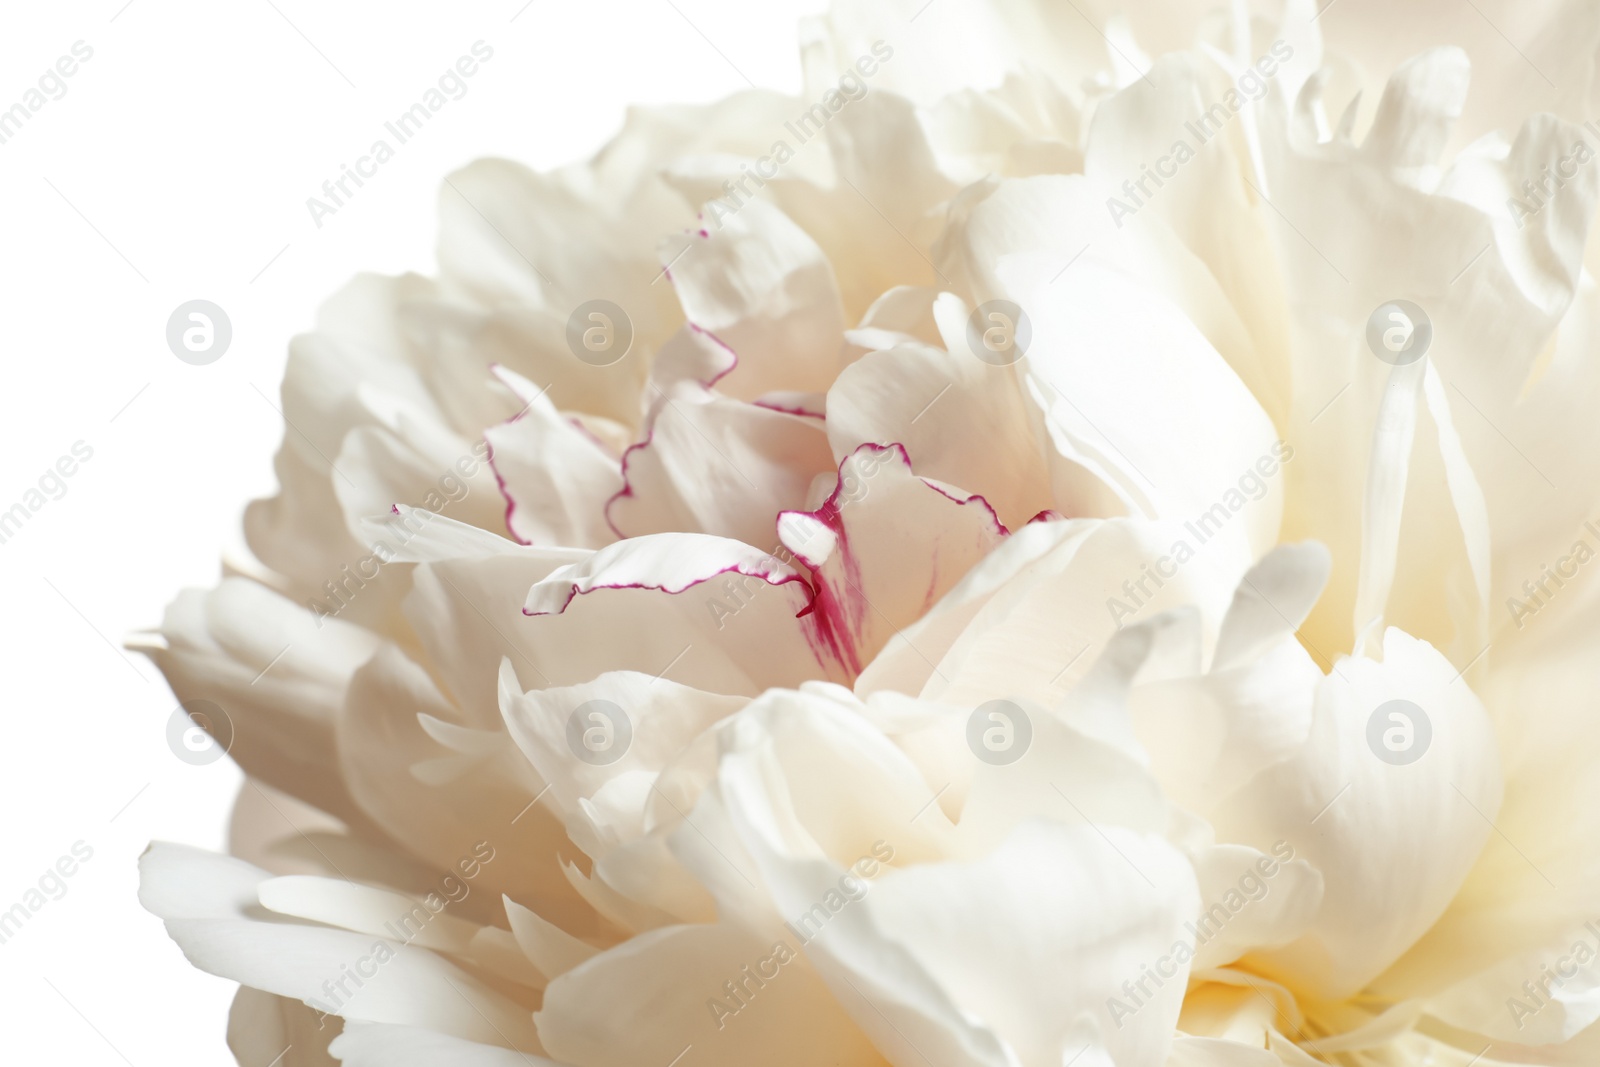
[137,2,1600,1064]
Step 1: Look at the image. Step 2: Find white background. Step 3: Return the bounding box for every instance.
[0,1,820,1061]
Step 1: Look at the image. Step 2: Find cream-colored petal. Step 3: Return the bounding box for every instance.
[139,844,542,1051]
[1214,629,1502,999]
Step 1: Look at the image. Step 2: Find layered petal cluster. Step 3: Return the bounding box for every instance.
[138,2,1600,1065]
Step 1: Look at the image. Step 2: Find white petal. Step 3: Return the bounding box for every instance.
[846,821,1197,1067]
[895,518,1240,710]
[608,385,835,548]
[1186,844,1323,971]
[521,533,850,692]
[1164,1035,1278,1066]
[483,385,622,549]
[1213,629,1502,999]
[330,1021,559,1066]
[359,508,524,564]
[498,661,742,841]
[825,338,1060,530]
[338,647,595,936]
[503,895,602,981]
[537,923,879,1067]
[664,198,846,400]
[1426,926,1600,1044]
[1212,543,1331,674]
[778,444,1008,674]
[405,546,590,723]
[139,844,543,1051]
[226,985,337,1067]
[137,578,381,825]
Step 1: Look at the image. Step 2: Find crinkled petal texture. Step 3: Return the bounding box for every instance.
[135,2,1600,1065]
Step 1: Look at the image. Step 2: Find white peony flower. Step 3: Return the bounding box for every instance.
[138,2,1600,1065]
